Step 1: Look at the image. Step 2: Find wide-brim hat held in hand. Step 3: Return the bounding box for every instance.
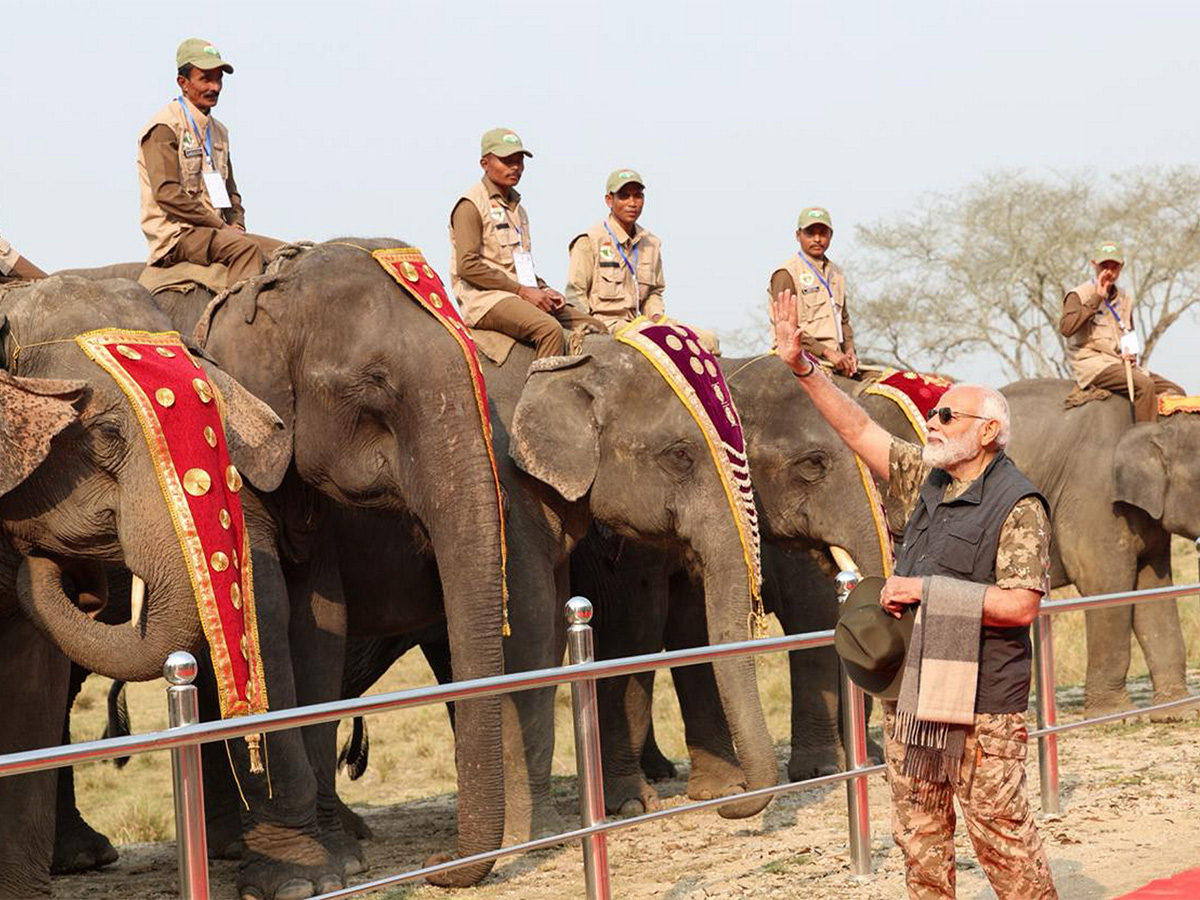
[834,575,915,700]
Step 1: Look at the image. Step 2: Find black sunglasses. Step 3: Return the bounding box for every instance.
[926,406,990,425]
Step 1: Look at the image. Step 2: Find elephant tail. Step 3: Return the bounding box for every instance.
[100,680,131,769]
[337,716,370,781]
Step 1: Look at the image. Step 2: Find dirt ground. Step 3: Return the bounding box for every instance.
[53,674,1200,900]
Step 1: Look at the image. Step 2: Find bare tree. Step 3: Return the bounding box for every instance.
[852,167,1200,380]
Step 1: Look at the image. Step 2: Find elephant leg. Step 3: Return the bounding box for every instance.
[1131,542,1190,717]
[0,613,71,898]
[572,537,670,816]
[51,664,118,875]
[285,537,361,879]
[665,574,746,802]
[767,553,843,780]
[639,721,678,781]
[499,552,567,844]
[1082,601,1135,718]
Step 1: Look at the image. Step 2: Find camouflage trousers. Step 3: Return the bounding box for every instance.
[883,704,1058,900]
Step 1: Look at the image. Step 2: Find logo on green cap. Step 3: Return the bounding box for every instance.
[1101,244,1117,252]
[619,171,634,178]
[203,45,219,56]
[502,133,519,144]
[808,209,824,218]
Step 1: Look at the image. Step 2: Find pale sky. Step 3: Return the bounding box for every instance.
[4,0,1199,385]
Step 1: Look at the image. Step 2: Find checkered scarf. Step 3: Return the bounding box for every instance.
[894,575,985,793]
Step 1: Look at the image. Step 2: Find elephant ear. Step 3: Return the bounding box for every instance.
[202,363,292,493]
[510,355,599,502]
[0,370,89,496]
[1113,425,1167,520]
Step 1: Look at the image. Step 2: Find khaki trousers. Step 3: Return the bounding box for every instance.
[884,704,1058,900]
[165,227,284,285]
[1090,363,1184,423]
[475,295,602,359]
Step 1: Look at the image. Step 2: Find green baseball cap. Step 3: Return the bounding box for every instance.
[1092,241,1125,264]
[834,576,914,700]
[176,38,234,74]
[797,206,833,231]
[606,169,646,194]
[480,128,532,159]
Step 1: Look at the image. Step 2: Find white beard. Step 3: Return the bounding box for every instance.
[922,427,981,469]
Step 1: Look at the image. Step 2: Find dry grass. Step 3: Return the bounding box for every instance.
[66,538,1200,844]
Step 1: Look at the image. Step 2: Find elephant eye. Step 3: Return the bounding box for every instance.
[87,417,128,471]
[790,450,829,484]
[658,441,696,481]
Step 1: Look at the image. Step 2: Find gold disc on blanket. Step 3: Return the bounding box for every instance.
[401,261,420,283]
[422,265,435,280]
[155,388,176,408]
[689,357,704,375]
[665,334,683,351]
[705,359,717,377]
[240,633,249,659]
[429,292,443,308]
[230,581,242,610]
[219,509,231,529]
[156,347,176,358]
[713,383,725,402]
[204,426,218,448]
[183,468,212,496]
[210,551,230,572]
[725,407,737,425]
[116,345,142,360]
[232,548,239,569]
[225,465,243,493]
[193,378,213,403]
[686,339,701,355]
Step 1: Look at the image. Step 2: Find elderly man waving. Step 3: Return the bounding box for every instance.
[772,290,1058,899]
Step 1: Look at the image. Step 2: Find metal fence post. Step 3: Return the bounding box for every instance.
[164,651,210,900]
[1032,614,1062,816]
[566,598,612,900]
[835,570,872,878]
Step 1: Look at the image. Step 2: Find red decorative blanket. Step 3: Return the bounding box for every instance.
[863,368,954,443]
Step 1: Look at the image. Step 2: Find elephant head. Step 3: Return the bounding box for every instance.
[1113,414,1200,538]
[722,356,891,577]
[510,339,778,816]
[0,275,289,683]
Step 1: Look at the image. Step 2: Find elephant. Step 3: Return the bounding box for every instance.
[1001,378,1199,718]
[58,239,510,891]
[318,332,784,845]
[566,357,905,812]
[0,274,292,897]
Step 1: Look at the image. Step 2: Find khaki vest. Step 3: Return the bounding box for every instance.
[1065,279,1134,387]
[767,252,847,353]
[449,179,532,326]
[0,231,18,276]
[136,98,233,263]
[570,217,663,331]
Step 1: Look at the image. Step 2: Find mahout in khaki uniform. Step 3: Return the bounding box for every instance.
[1059,241,1183,423]
[773,290,1059,900]
[449,128,598,358]
[767,206,857,376]
[137,39,282,284]
[0,224,47,280]
[565,168,720,353]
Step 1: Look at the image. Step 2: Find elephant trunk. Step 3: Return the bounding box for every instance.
[420,470,506,886]
[18,555,204,683]
[700,539,779,819]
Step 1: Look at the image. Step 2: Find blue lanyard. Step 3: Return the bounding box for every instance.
[176,96,212,164]
[799,253,834,300]
[1092,279,1127,331]
[604,222,639,278]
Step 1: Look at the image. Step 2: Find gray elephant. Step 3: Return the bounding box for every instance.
[0,275,291,897]
[1002,379,1198,717]
[569,357,903,811]
[59,240,510,891]
[322,332,783,845]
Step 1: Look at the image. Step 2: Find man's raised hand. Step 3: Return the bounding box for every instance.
[772,290,810,374]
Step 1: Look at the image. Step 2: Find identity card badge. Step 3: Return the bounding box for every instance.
[512,249,538,288]
[1120,330,1140,356]
[202,170,233,209]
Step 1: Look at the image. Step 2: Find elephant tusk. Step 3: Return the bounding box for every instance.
[130,574,146,631]
[829,545,860,575]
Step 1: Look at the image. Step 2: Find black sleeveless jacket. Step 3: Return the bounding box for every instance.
[896,451,1048,713]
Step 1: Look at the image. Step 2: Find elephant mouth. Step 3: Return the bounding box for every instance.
[45,555,110,617]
